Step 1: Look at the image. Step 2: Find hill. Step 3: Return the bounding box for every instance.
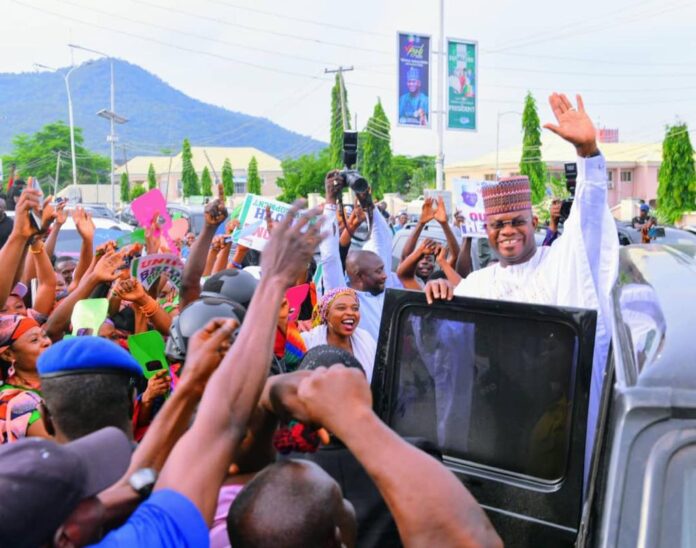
[0,59,325,160]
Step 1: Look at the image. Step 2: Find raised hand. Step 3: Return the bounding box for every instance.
[40,196,57,232]
[182,318,239,395]
[113,278,147,303]
[324,169,341,204]
[93,249,125,283]
[419,197,435,225]
[260,200,324,289]
[261,370,313,424]
[142,370,171,404]
[543,93,598,157]
[434,197,448,224]
[264,205,275,234]
[73,207,95,241]
[204,198,228,228]
[13,188,43,240]
[55,200,68,226]
[297,365,372,434]
[435,244,448,266]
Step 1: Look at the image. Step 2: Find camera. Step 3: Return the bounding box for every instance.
[559,162,577,223]
[334,131,370,196]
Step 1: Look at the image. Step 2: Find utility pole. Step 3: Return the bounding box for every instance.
[435,0,445,190]
[54,151,62,197]
[324,66,354,131]
[203,149,220,183]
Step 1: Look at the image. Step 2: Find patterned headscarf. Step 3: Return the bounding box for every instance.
[311,288,358,328]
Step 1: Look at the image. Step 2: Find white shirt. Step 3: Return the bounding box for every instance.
[454,154,619,472]
[320,204,401,341]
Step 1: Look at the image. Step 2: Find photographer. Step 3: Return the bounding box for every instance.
[542,199,562,247]
[320,171,406,341]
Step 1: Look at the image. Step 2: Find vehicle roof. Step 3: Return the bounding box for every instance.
[167,203,206,212]
[614,243,696,388]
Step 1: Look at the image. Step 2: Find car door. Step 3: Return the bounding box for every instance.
[372,289,597,547]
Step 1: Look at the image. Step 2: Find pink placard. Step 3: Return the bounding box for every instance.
[131,189,172,238]
[285,284,310,322]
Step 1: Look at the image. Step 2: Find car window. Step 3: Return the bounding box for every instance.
[618,230,632,246]
[385,305,579,482]
[55,229,85,255]
[657,445,696,547]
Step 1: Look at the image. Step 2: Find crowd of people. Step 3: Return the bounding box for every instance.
[0,92,618,547]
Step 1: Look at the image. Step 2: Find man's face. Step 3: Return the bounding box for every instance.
[359,255,388,295]
[56,260,77,287]
[486,210,538,265]
[416,254,435,280]
[407,78,420,94]
[398,213,408,225]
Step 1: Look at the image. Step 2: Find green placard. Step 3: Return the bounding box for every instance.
[128,331,169,379]
[447,39,477,131]
[71,299,109,336]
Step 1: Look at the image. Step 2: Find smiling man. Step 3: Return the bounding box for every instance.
[425,92,619,473]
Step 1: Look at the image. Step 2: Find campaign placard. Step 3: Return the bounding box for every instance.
[397,33,431,128]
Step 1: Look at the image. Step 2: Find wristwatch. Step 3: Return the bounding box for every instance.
[128,467,158,500]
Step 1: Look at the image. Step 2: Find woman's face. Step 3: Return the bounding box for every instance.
[326,295,360,337]
[8,326,51,372]
[0,295,27,316]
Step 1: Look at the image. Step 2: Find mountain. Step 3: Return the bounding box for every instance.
[0,59,325,161]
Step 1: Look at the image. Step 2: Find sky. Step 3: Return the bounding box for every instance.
[2,0,696,164]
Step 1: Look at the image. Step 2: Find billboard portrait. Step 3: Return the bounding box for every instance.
[397,33,431,128]
[447,39,477,131]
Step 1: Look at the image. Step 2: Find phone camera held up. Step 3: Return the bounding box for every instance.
[559,162,577,223]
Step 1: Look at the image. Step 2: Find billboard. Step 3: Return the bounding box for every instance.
[397,33,431,128]
[447,39,477,131]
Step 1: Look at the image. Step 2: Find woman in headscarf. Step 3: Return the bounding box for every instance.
[0,315,52,443]
[300,287,376,381]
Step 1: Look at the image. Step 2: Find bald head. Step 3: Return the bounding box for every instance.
[345,251,387,295]
[227,460,355,548]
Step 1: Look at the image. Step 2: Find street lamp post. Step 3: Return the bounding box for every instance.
[34,62,92,188]
[496,111,522,181]
[69,44,127,211]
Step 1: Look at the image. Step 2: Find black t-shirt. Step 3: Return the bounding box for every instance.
[0,216,13,249]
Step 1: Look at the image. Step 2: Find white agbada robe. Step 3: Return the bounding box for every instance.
[454,154,619,473]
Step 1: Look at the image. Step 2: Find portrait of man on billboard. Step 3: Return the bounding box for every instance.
[399,66,429,126]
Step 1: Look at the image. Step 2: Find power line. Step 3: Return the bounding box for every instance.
[127,0,391,57]
[202,0,390,38]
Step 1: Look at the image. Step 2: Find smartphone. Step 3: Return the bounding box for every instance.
[28,178,43,231]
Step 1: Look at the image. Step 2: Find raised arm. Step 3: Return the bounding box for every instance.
[43,250,123,341]
[69,207,95,291]
[397,238,435,290]
[30,238,57,315]
[298,365,502,548]
[362,200,394,270]
[180,198,228,307]
[433,197,461,267]
[112,278,172,336]
[455,237,474,278]
[0,189,43,308]
[400,198,433,260]
[320,171,348,291]
[154,201,324,523]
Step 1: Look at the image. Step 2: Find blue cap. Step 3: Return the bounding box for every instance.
[38,336,142,378]
[640,204,650,212]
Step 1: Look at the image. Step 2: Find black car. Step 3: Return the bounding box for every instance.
[371,243,696,547]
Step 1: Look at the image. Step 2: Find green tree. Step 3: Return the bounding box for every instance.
[520,92,547,204]
[658,122,696,224]
[181,138,200,197]
[247,156,262,195]
[130,182,146,201]
[329,74,351,168]
[362,99,392,198]
[147,163,157,190]
[391,155,436,198]
[276,148,332,202]
[120,172,130,203]
[222,158,234,196]
[200,166,213,197]
[2,121,109,189]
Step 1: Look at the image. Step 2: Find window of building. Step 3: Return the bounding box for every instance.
[621,171,633,183]
[234,176,248,195]
[608,171,613,182]
[484,173,496,181]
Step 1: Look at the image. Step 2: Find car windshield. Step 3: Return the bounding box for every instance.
[55,229,85,255]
